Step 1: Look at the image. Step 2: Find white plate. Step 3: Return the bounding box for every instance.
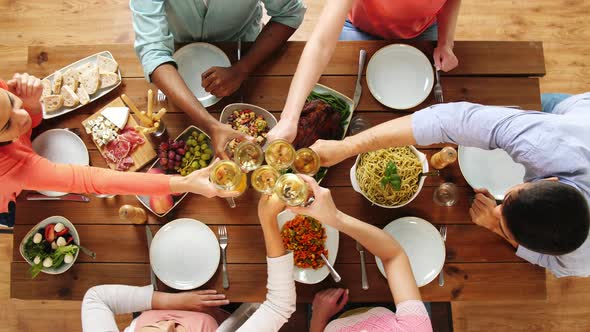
[366,44,434,109]
[19,216,81,275]
[32,129,89,197]
[43,51,122,119]
[350,146,428,208]
[375,217,445,287]
[150,218,220,290]
[277,210,339,284]
[174,43,231,108]
[458,146,526,200]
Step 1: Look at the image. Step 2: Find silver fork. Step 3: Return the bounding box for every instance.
[434,69,444,103]
[218,226,229,289]
[157,89,166,103]
[438,225,447,286]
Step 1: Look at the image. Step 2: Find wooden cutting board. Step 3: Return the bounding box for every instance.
[81,97,156,172]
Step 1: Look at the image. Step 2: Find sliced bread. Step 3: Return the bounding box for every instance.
[61,85,80,107]
[80,65,100,95]
[52,71,63,94]
[63,68,80,91]
[41,79,52,98]
[99,72,120,89]
[76,86,91,105]
[97,55,119,73]
[42,95,64,113]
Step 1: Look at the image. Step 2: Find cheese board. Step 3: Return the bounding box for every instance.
[81,97,156,172]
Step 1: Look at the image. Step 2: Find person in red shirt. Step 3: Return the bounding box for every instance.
[0,73,236,228]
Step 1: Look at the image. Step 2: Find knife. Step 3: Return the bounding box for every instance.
[237,38,243,103]
[26,193,90,202]
[353,49,367,110]
[145,226,158,291]
[356,241,369,290]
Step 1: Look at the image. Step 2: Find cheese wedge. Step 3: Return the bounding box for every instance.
[97,55,119,73]
[76,85,91,105]
[41,79,52,98]
[99,72,119,89]
[63,67,79,91]
[61,85,80,107]
[101,107,129,129]
[42,95,64,113]
[79,65,100,95]
[52,71,63,94]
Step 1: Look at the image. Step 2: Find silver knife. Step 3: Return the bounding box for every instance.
[353,49,367,110]
[356,241,369,290]
[145,226,158,291]
[237,38,243,103]
[26,193,90,202]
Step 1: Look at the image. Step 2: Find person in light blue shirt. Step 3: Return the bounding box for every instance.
[130,0,306,158]
[307,93,590,278]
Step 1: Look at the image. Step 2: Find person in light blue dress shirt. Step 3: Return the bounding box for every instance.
[307,93,590,278]
[130,0,306,158]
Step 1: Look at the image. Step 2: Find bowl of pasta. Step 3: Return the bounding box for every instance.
[350,146,428,208]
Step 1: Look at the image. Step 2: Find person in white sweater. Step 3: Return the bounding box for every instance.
[81,194,295,332]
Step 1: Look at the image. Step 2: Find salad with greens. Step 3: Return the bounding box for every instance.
[23,222,79,278]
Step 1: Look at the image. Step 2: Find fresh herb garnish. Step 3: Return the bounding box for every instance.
[381,161,402,191]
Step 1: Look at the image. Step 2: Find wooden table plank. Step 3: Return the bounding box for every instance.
[15,185,475,226]
[11,262,545,302]
[28,41,545,79]
[13,224,521,264]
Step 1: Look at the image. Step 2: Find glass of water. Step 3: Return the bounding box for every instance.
[433,182,457,206]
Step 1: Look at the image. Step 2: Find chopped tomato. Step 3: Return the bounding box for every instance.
[55,227,69,237]
[44,224,56,243]
[281,215,327,269]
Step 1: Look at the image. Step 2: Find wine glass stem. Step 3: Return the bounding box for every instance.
[226,197,236,208]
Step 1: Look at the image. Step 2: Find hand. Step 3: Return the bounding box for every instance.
[469,188,500,232]
[201,66,247,97]
[267,118,298,144]
[209,123,252,159]
[311,288,349,325]
[184,159,240,198]
[258,194,286,224]
[6,73,43,113]
[433,44,458,72]
[154,289,229,312]
[309,139,351,167]
[289,175,340,228]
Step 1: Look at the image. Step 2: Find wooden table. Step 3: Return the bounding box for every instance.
[12,41,547,303]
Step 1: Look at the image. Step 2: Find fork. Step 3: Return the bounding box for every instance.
[434,68,444,103]
[218,226,229,289]
[157,89,166,103]
[438,225,447,286]
[356,241,369,290]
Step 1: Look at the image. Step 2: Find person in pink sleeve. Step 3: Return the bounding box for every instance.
[0,73,236,228]
[290,176,433,332]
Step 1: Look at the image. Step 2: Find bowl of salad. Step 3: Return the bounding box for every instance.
[220,103,277,152]
[19,216,80,278]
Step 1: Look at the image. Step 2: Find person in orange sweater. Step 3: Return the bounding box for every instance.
[0,73,236,228]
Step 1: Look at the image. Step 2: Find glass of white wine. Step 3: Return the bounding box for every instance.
[273,173,312,207]
[292,148,321,176]
[234,141,264,172]
[251,165,281,195]
[264,139,295,170]
[209,160,248,208]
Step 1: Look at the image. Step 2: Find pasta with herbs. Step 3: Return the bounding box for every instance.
[356,147,423,206]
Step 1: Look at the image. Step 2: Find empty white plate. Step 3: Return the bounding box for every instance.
[458,146,526,200]
[366,44,434,109]
[376,217,445,287]
[174,43,231,108]
[277,210,339,284]
[31,129,90,197]
[150,218,220,290]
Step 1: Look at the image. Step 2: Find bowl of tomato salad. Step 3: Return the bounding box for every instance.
[277,210,339,284]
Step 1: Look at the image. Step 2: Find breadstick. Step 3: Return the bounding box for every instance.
[142,126,158,134]
[139,111,153,126]
[153,121,160,128]
[153,107,167,121]
[147,89,153,118]
[122,94,153,126]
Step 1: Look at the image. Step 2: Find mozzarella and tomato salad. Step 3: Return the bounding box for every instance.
[23,222,79,278]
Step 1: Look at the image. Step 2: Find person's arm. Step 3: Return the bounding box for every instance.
[202,0,306,97]
[268,0,354,143]
[19,155,237,198]
[433,0,461,71]
[236,195,295,332]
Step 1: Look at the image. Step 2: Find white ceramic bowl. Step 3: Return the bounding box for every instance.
[220,103,277,148]
[350,146,428,208]
[19,216,80,275]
